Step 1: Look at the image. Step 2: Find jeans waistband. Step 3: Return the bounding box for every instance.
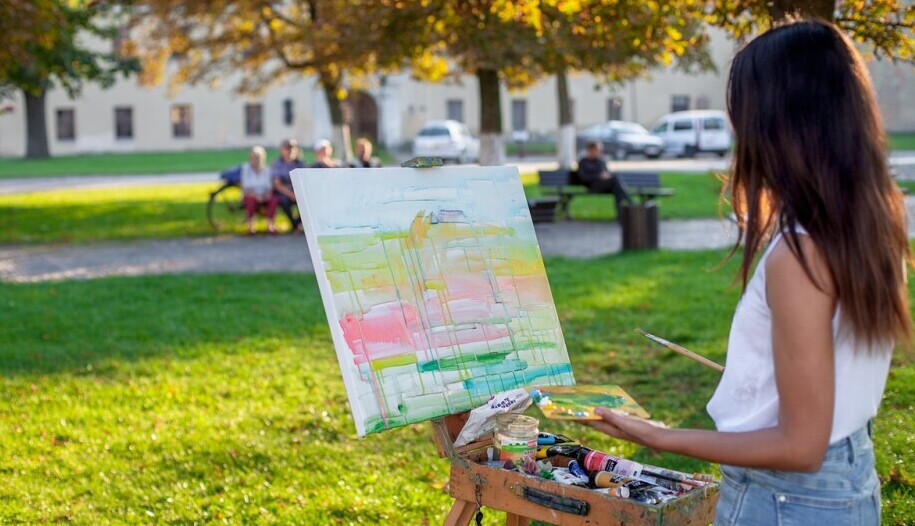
[824,422,873,465]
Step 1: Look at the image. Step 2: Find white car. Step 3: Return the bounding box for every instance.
[412,120,481,163]
[650,110,733,158]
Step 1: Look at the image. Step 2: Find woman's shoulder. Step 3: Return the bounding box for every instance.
[766,233,834,296]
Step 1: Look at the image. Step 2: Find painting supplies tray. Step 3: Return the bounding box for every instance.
[433,414,719,526]
[529,385,650,421]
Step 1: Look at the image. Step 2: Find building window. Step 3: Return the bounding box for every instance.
[607,97,623,121]
[171,104,192,138]
[511,99,527,131]
[696,95,710,110]
[245,103,263,136]
[671,95,690,113]
[114,107,133,139]
[56,109,75,141]
[446,99,464,123]
[283,98,294,126]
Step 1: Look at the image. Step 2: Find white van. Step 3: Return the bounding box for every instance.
[650,110,732,158]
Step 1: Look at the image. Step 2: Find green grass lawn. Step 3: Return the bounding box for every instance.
[0,172,725,245]
[0,147,396,179]
[889,132,915,151]
[0,183,276,244]
[1,251,912,524]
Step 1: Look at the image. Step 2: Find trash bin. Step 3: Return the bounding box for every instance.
[621,202,659,250]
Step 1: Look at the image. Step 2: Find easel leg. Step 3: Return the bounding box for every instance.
[506,513,529,526]
[443,499,478,526]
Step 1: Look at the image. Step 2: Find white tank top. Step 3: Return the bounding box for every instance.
[706,227,892,444]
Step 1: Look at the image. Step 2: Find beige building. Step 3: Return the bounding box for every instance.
[0,28,910,158]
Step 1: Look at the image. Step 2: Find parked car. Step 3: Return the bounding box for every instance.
[412,120,481,163]
[650,110,732,158]
[575,120,664,160]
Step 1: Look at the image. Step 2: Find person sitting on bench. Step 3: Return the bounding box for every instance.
[576,141,633,215]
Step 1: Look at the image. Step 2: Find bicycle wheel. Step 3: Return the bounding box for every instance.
[207,183,243,232]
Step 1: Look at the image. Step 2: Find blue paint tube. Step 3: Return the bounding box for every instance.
[567,460,588,480]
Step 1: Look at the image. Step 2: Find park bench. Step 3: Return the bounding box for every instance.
[532,169,674,221]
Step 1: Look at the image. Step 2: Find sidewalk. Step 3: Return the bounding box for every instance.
[0,219,738,283]
[4,192,915,283]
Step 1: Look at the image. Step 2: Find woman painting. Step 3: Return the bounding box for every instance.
[583,19,911,525]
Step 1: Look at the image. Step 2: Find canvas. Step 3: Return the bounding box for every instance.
[291,166,575,435]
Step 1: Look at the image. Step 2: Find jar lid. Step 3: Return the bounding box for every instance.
[494,413,538,432]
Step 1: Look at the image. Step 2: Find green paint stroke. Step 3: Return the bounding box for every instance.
[418,350,511,373]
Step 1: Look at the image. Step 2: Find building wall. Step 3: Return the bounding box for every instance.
[0,27,910,158]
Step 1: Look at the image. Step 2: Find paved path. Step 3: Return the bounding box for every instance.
[5,198,915,283]
[0,219,739,283]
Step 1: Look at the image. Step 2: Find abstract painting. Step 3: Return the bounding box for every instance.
[291,166,575,435]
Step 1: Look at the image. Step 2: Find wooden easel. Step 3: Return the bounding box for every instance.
[432,412,530,526]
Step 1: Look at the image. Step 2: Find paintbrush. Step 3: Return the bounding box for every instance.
[636,329,725,373]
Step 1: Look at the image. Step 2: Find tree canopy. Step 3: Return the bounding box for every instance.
[129,0,433,158]
[708,0,914,62]
[0,1,139,158]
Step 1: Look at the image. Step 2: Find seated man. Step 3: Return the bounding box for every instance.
[576,141,632,216]
[271,138,305,232]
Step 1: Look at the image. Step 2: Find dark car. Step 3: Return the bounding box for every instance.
[575,120,665,160]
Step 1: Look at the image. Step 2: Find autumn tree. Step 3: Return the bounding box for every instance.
[406,1,713,166]
[129,0,430,160]
[708,0,914,61]
[536,1,713,167]
[0,1,139,158]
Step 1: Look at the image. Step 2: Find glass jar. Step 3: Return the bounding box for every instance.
[493,413,539,469]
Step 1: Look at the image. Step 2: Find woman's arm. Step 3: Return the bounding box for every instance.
[587,237,837,472]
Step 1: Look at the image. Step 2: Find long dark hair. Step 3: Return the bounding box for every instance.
[726,19,912,347]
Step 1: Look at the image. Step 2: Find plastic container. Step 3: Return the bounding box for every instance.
[493,413,539,468]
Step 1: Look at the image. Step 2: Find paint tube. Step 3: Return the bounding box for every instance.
[629,492,657,505]
[641,465,703,487]
[581,450,643,478]
[589,471,654,495]
[636,487,679,504]
[537,443,585,460]
[632,472,685,493]
[567,460,588,480]
[552,468,588,487]
[537,432,578,446]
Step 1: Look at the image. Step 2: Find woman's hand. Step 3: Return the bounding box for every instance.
[583,408,667,449]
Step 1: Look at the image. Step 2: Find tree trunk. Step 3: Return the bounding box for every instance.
[477,68,505,166]
[767,0,835,21]
[25,89,50,159]
[556,68,576,170]
[320,74,353,163]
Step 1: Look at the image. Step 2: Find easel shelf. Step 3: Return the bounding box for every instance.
[432,414,719,526]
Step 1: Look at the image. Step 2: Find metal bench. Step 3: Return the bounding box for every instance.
[616,171,675,202]
[535,169,588,220]
[534,169,674,220]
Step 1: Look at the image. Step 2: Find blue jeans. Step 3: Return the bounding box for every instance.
[715,424,881,526]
